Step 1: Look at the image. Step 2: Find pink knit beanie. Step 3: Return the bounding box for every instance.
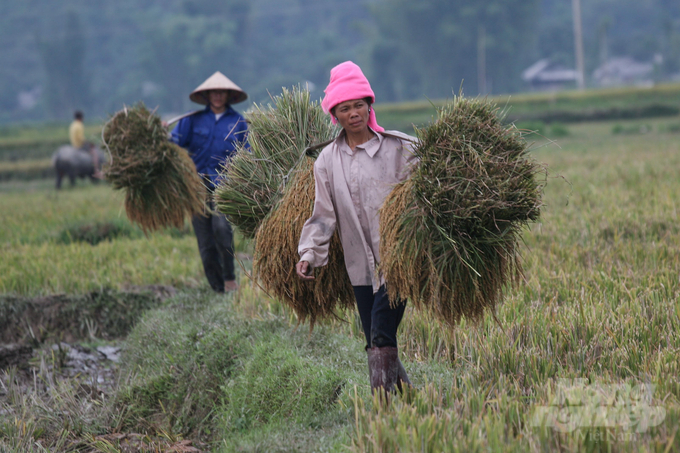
[321,61,384,133]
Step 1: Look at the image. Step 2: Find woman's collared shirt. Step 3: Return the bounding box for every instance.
[298,129,417,292]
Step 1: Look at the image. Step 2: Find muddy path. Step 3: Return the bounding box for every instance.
[1,285,176,396]
[1,285,176,386]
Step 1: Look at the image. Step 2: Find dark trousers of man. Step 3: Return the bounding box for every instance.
[191,199,235,293]
[353,285,407,349]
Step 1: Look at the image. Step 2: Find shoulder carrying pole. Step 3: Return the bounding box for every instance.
[304,138,335,156]
[165,109,202,126]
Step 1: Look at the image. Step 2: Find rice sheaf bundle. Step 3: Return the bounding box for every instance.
[253,157,355,327]
[379,96,543,327]
[214,86,339,238]
[102,103,206,232]
[215,86,352,325]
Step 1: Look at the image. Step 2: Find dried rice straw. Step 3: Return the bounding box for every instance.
[102,103,206,232]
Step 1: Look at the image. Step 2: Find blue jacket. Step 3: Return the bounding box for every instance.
[171,105,248,188]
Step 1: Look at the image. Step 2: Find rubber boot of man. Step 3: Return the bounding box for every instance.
[367,347,400,396]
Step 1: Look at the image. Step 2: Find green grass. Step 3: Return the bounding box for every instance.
[0,226,205,295]
[0,183,127,245]
[113,289,358,451]
[0,183,249,295]
[1,110,680,451]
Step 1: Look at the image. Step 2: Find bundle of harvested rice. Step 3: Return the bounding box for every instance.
[215,86,352,325]
[214,86,339,238]
[379,96,543,327]
[253,157,355,326]
[102,103,206,233]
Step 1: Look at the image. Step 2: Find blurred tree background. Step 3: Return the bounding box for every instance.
[0,0,678,123]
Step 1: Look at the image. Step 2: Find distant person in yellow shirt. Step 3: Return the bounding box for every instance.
[68,110,102,178]
[69,111,85,149]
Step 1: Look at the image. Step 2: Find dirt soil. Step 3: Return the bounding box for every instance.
[0,341,121,396]
[1,285,177,390]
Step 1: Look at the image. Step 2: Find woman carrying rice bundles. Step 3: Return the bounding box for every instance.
[296,61,417,396]
[296,60,543,397]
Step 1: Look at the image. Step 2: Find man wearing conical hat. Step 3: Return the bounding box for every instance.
[171,71,249,294]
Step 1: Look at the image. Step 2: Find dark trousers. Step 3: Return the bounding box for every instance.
[353,285,407,349]
[191,200,235,293]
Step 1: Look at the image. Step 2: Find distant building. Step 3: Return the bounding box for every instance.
[522,59,579,91]
[592,57,654,87]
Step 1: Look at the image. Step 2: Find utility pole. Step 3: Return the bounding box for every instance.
[572,0,586,89]
[478,25,487,95]
[599,18,610,65]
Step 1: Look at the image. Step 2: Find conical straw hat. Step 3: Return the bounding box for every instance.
[189,71,247,105]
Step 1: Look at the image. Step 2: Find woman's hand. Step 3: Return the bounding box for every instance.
[296,261,315,280]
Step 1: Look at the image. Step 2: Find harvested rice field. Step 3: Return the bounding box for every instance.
[0,110,679,452]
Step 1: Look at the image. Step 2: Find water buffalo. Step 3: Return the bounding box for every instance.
[52,145,107,189]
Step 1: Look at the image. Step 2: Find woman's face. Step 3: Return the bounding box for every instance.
[334,98,370,135]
